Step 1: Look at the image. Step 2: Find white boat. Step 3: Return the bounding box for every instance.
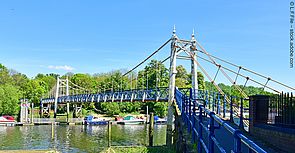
[155,118,167,124]
[0,116,16,126]
[154,116,167,124]
[117,116,145,125]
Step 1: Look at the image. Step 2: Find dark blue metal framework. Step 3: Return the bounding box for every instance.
[41,87,169,104]
[175,88,266,153]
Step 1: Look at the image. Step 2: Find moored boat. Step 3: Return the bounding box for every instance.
[154,117,167,124]
[117,115,145,125]
[84,115,109,125]
[0,115,16,126]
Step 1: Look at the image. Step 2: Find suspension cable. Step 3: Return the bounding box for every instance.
[122,38,171,77]
[197,54,280,93]
[195,41,248,98]
[197,49,295,91]
[234,67,241,84]
[181,49,231,102]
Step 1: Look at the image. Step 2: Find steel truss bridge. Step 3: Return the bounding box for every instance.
[40,27,294,153]
[41,87,169,104]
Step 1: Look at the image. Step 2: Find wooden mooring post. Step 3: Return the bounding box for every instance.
[149,113,154,146]
[51,122,54,139]
[108,121,112,147]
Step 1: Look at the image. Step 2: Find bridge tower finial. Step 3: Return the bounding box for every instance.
[191,28,196,41]
[173,25,176,36]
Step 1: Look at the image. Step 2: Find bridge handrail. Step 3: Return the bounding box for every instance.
[175,88,266,153]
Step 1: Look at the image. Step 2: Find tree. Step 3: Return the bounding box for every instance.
[176,65,188,79]
[71,73,96,93]
[0,64,13,84]
[137,60,169,89]
[0,84,20,115]
[175,65,188,88]
[11,72,29,89]
[24,80,47,105]
[35,73,56,93]
[100,102,120,116]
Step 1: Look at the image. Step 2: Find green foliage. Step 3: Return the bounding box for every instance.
[0,84,20,115]
[24,79,47,105]
[82,108,88,115]
[0,64,13,84]
[100,102,120,116]
[35,73,57,91]
[71,73,96,93]
[175,65,189,88]
[153,102,168,117]
[197,72,205,90]
[138,60,169,89]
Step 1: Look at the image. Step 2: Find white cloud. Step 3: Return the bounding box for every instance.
[47,65,74,71]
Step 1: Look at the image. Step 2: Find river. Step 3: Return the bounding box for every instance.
[0,124,167,152]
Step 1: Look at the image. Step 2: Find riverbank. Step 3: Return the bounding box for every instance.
[0,146,175,153]
[102,146,175,153]
[0,150,58,153]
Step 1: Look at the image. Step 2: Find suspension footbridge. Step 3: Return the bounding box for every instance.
[38,27,295,153]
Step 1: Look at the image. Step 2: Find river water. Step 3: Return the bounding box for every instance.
[0,124,167,153]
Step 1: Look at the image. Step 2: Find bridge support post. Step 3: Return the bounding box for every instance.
[54,77,60,118]
[230,96,234,122]
[208,92,211,110]
[239,98,244,129]
[212,92,215,112]
[233,130,242,153]
[188,89,192,133]
[166,26,177,146]
[108,121,112,147]
[149,113,154,147]
[66,77,70,123]
[208,112,215,153]
[223,95,226,118]
[217,93,221,115]
[197,105,203,153]
[31,103,34,124]
[40,102,43,118]
[192,97,196,143]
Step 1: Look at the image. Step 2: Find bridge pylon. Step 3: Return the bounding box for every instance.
[166,26,178,146]
[166,27,200,146]
[53,77,70,119]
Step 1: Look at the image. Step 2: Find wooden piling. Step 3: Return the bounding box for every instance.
[51,122,54,139]
[108,121,111,147]
[149,113,154,147]
[31,103,34,124]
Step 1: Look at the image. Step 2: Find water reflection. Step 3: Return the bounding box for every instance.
[0,124,166,153]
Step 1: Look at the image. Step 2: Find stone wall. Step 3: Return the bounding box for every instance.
[249,95,295,153]
[251,124,295,152]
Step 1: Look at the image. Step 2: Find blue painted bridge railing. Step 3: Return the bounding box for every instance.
[41,87,169,104]
[175,88,266,153]
[178,88,251,131]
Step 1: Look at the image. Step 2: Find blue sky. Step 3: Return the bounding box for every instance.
[0,0,294,92]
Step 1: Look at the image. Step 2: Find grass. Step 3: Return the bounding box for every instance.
[101,146,175,153]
